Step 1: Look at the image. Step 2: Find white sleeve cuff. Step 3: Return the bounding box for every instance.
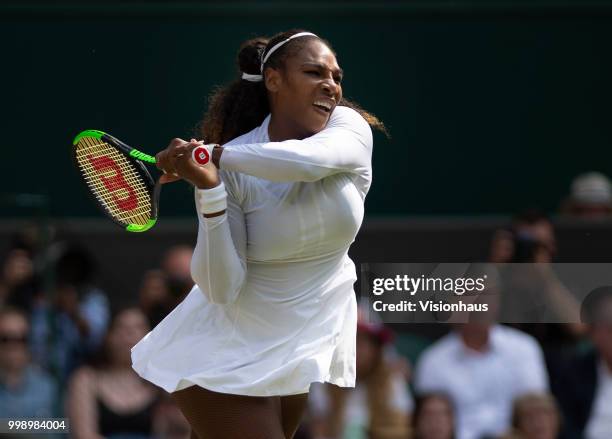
[196,182,228,215]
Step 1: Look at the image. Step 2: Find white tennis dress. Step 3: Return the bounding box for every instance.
[131,106,373,396]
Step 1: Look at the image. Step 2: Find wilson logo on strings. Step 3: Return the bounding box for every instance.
[87,155,138,211]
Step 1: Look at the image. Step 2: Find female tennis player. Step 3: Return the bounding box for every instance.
[131,29,386,439]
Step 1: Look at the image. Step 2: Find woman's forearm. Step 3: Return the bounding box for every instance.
[217,107,372,182]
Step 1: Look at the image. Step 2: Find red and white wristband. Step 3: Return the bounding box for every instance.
[196,182,227,215]
[191,143,217,166]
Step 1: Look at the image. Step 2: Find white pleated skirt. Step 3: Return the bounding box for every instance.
[131,259,357,396]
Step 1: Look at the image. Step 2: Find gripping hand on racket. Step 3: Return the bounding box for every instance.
[156,138,220,189]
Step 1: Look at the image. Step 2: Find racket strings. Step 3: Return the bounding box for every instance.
[75,137,153,226]
[76,140,151,222]
[77,153,151,224]
[77,142,150,196]
[76,146,151,224]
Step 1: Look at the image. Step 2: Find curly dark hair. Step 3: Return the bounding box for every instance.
[199,29,388,145]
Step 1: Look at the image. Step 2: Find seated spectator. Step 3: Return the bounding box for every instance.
[0,248,37,312]
[503,393,561,439]
[412,393,455,439]
[559,171,612,220]
[495,211,583,325]
[554,286,612,439]
[414,321,549,439]
[0,306,58,417]
[138,270,171,327]
[137,246,194,328]
[309,306,412,439]
[489,209,557,265]
[161,245,194,302]
[490,209,585,391]
[29,244,110,382]
[66,307,162,439]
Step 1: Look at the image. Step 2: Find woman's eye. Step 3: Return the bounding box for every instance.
[306,70,320,76]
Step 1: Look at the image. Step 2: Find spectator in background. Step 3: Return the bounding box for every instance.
[503,393,561,439]
[414,317,549,439]
[309,306,412,439]
[412,393,455,439]
[496,210,583,324]
[138,270,171,327]
[554,286,612,439]
[489,210,556,265]
[29,244,110,382]
[161,245,194,302]
[489,210,586,392]
[66,307,165,439]
[137,246,194,328]
[559,171,612,220]
[0,247,38,312]
[0,306,58,418]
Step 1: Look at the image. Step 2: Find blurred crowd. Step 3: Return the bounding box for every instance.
[1,171,612,439]
[0,239,194,439]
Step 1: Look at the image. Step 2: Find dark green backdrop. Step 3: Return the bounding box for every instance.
[3,1,612,217]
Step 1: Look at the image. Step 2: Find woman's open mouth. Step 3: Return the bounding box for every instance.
[313,99,333,115]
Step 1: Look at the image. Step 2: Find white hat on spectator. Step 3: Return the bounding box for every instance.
[570,172,612,205]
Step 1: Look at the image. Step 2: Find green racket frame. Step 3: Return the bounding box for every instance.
[72,129,160,232]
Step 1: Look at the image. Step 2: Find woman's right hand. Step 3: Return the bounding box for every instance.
[156,138,220,189]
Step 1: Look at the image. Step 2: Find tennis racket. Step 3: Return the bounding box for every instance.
[72,129,212,232]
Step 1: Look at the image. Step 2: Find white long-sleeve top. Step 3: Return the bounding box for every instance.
[131,106,373,396]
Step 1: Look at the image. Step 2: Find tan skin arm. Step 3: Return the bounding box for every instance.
[66,367,104,439]
[535,264,588,336]
[155,139,226,218]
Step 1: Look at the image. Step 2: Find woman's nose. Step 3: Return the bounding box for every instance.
[321,80,339,97]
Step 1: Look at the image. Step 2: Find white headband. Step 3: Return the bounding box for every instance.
[241,72,264,82]
[241,32,318,82]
